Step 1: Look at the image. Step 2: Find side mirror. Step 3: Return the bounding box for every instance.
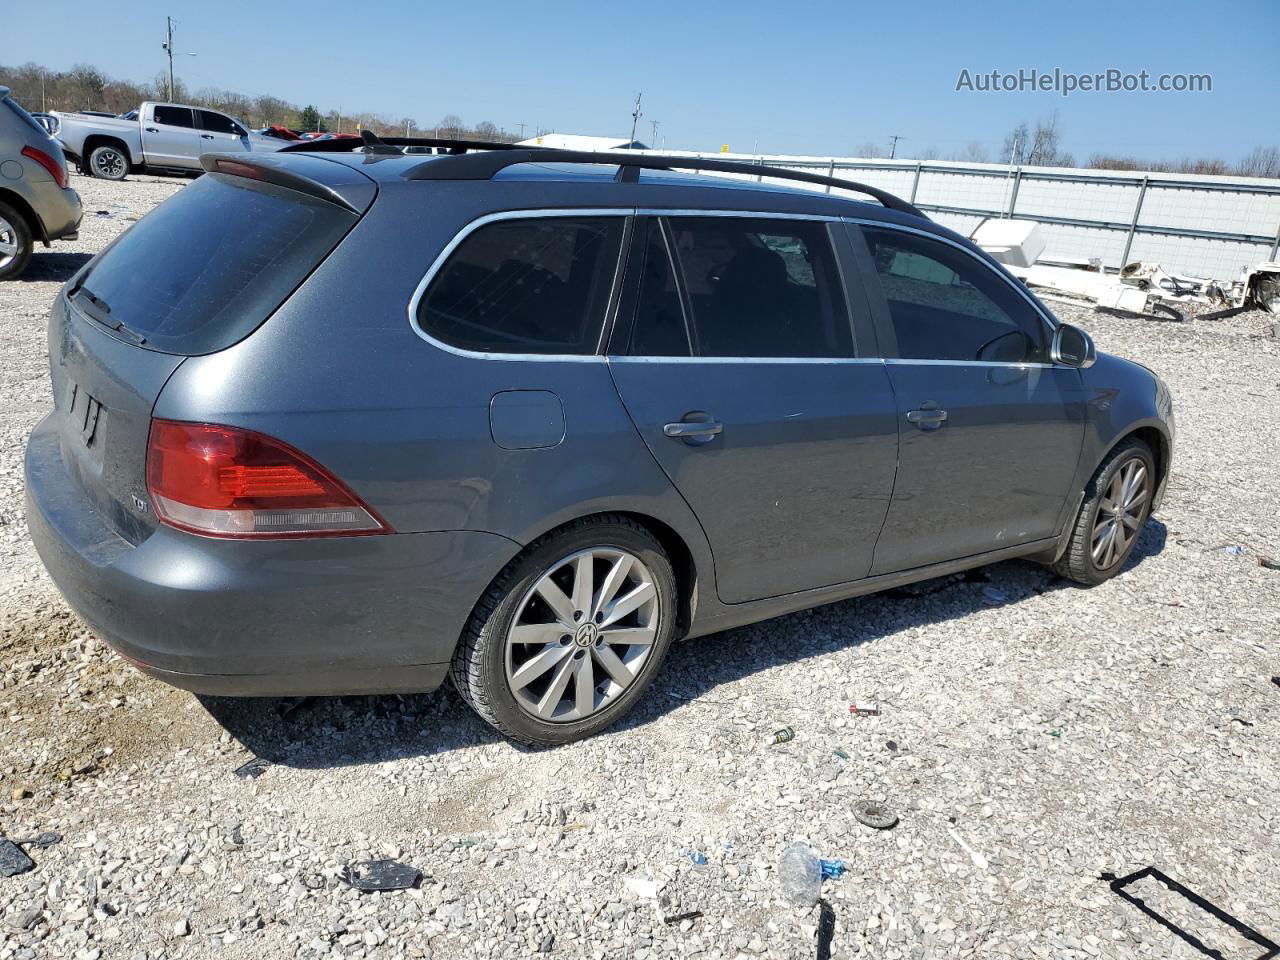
[1051,323,1096,368]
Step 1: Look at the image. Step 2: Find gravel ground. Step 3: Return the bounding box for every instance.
[1,172,1278,960]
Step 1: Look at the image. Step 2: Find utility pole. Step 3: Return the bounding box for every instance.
[40,68,46,112]
[888,134,903,159]
[163,17,175,101]
[649,119,659,147]
[160,17,195,101]
[516,122,527,139]
[628,92,642,147]
[405,120,414,137]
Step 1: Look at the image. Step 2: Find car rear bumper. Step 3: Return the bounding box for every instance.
[25,414,519,696]
[24,178,82,242]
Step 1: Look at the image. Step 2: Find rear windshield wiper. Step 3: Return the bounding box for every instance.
[69,285,148,345]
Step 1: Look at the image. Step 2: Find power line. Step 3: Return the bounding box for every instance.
[888,134,903,159]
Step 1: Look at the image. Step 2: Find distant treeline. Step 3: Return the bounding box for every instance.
[0,61,519,142]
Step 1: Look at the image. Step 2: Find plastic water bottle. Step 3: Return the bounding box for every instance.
[778,842,822,907]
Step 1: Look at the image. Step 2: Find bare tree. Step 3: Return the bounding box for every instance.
[1237,145,1280,179]
[438,114,464,138]
[855,141,886,158]
[917,146,941,161]
[960,141,989,163]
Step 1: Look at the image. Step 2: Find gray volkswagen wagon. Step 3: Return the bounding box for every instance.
[25,138,1174,745]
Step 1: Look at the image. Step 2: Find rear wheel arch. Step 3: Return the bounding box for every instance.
[0,188,47,243]
[509,510,700,638]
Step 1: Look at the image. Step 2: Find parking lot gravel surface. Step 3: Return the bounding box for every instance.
[1,173,1278,960]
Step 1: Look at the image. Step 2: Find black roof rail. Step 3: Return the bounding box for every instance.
[278,134,533,155]
[402,149,926,219]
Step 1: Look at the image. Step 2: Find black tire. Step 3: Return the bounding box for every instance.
[450,515,678,746]
[1053,437,1155,585]
[0,200,34,281]
[88,144,129,181]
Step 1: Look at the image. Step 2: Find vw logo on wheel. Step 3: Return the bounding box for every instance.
[574,622,599,647]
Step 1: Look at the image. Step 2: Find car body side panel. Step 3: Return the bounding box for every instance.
[153,189,719,619]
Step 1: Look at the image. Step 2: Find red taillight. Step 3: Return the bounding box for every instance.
[21,145,68,189]
[145,420,390,538]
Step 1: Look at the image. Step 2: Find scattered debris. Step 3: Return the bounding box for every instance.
[340,859,423,892]
[233,757,270,780]
[688,851,708,866]
[0,839,36,878]
[947,829,989,871]
[816,899,837,960]
[624,876,659,900]
[94,210,111,217]
[1242,261,1280,314]
[982,586,1008,604]
[1257,557,1279,571]
[832,749,850,760]
[849,701,879,717]
[1222,545,1246,556]
[971,218,1045,267]
[778,843,824,907]
[662,910,704,925]
[886,740,899,752]
[767,726,795,745]
[1271,677,1279,690]
[819,859,846,879]
[853,800,898,830]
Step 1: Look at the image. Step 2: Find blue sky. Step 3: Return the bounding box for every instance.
[7,0,1276,161]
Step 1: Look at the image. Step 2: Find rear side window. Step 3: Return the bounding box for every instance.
[628,220,691,356]
[198,110,244,135]
[664,217,852,358]
[861,228,1049,363]
[3,96,53,138]
[418,217,624,355]
[74,173,356,355]
[153,106,194,128]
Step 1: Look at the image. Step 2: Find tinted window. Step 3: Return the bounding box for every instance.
[73,173,356,355]
[153,106,194,128]
[666,218,852,358]
[862,228,1048,363]
[418,217,624,355]
[198,110,243,135]
[628,220,690,356]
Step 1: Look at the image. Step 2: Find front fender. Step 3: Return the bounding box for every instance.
[1074,352,1174,509]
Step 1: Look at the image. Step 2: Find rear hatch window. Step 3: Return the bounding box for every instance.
[71,172,357,355]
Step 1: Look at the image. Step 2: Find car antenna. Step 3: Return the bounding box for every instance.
[360,130,402,155]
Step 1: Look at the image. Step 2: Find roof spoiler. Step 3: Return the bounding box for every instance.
[200,155,370,213]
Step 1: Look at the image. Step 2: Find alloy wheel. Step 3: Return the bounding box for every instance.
[504,547,660,723]
[0,216,17,269]
[94,149,125,178]
[1091,457,1149,570]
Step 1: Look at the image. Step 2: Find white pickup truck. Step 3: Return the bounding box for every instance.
[51,101,287,180]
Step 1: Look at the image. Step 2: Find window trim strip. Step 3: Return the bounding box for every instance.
[406,208,1065,366]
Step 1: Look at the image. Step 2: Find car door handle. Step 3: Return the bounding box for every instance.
[906,408,948,425]
[663,416,723,443]
[200,134,215,139]
[145,127,159,132]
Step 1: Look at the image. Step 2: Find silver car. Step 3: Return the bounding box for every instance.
[0,86,82,280]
